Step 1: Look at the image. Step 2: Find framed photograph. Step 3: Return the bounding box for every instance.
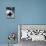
[18,24,46,42]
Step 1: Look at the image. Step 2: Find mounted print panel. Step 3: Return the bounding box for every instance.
[18,25,46,42]
[6,7,15,19]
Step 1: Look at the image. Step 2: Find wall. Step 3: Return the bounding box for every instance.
[0,0,17,44]
[16,0,46,24]
[0,0,46,44]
